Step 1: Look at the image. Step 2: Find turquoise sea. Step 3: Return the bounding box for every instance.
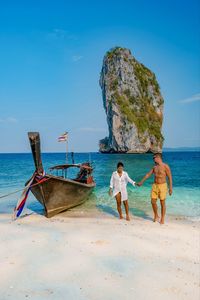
[0,152,200,220]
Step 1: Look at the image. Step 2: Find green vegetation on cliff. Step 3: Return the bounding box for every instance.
[113,91,163,142]
[106,47,124,60]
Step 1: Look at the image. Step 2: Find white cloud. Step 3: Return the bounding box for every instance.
[179,93,200,104]
[0,117,18,123]
[72,55,83,62]
[77,127,107,132]
[46,29,77,41]
[7,117,18,123]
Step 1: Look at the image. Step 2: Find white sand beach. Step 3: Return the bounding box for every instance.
[0,211,199,300]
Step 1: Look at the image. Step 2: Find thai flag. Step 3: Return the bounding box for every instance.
[58,132,68,142]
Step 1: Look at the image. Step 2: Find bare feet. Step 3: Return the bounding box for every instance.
[119,215,123,219]
[160,219,165,224]
[126,215,130,221]
[153,215,160,222]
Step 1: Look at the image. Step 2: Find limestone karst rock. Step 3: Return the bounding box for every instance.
[99,47,164,153]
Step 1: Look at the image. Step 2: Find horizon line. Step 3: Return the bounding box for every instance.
[0,147,200,155]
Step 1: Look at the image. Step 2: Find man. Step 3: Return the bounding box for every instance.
[137,153,173,224]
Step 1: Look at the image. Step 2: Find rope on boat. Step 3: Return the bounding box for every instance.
[0,178,51,200]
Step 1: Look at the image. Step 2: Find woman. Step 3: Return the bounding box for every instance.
[109,162,136,221]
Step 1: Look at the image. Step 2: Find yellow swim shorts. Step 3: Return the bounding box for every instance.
[151,183,168,200]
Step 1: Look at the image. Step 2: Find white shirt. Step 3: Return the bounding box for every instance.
[110,171,136,201]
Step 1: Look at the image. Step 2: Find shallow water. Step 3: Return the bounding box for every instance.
[0,152,200,219]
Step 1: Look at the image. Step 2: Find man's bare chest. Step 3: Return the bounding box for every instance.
[154,166,166,177]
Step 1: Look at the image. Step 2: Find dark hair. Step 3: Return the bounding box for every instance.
[153,153,162,159]
[117,162,124,168]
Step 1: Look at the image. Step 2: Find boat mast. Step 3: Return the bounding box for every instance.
[66,135,68,164]
[71,151,75,164]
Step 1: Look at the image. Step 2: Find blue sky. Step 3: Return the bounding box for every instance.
[0,0,199,152]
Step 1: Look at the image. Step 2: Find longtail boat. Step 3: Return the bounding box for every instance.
[28,132,95,218]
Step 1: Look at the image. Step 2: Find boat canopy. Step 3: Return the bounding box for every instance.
[49,164,93,171]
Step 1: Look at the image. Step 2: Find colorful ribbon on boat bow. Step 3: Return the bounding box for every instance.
[13,171,46,220]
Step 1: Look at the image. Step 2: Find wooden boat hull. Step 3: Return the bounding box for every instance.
[31,174,95,218]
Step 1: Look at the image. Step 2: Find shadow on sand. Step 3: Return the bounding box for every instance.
[96,204,119,218]
[27,202,45,216]
[97,204,152,221]
[129,207,152,221]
